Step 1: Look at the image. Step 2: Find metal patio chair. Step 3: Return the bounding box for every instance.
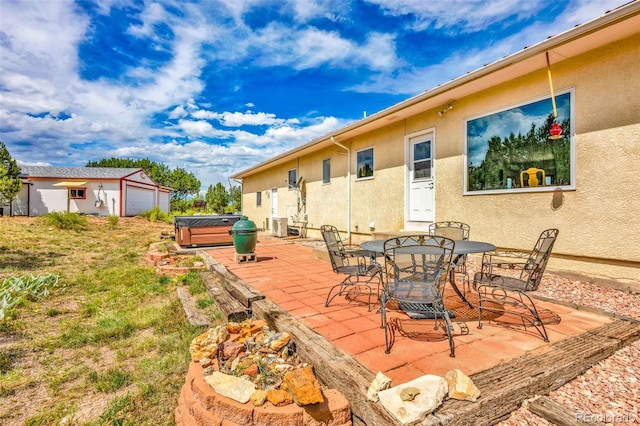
[381,235,456,356]
[473,229,559,341]
[429,221,471,293]
[321,225,381,311]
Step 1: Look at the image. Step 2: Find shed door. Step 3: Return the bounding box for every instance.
[406,131,435,224]
[126,185,155,216]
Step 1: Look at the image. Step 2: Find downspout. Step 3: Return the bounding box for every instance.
[331,136,351,243]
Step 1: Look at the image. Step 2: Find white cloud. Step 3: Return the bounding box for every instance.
[126,2,168,39]
[220,111,281,127]
[287,0,341,23]
[177,119,216,137]
[248,23,399,71]
[367,0,543,34]
[169,105,188,119]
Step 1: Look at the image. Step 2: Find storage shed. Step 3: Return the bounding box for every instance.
[9,166,171,217]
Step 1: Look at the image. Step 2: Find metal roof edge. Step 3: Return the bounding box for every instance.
[231,0,640,179]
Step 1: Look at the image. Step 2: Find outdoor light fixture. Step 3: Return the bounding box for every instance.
[438,101,455,117]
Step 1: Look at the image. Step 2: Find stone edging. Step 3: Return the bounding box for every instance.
[175,355,353,426]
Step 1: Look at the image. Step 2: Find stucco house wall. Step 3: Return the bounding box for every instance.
[234,6,640,285]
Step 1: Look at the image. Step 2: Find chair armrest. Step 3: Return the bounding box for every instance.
[477,249,536,281]
[482,249,532,268]
[485,248,531,260]
[343,247,378,258]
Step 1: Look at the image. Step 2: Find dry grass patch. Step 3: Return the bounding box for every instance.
[0,216,221,425]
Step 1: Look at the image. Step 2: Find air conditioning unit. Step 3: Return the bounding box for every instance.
[271,217,288,237]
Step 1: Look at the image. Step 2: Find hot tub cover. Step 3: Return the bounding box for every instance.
[174,215,242,228]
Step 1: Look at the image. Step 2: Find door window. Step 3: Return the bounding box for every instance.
[413,140,432,180]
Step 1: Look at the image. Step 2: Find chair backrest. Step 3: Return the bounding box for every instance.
[429,221,470,241]
[383,235,455,300]
[521,228,559,290]
[320,225,348,272]
[520,167,546,187]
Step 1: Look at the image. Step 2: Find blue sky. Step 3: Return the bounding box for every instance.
[0,0,627,190]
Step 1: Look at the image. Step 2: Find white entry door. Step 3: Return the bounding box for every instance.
[406,131,435,224]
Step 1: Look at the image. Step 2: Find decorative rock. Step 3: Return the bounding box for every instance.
[400,387,420,401]
[226,321,243,334]
[221,341,244,360]
[266,388,293,406]
[239,320,268,340]
[250,389,268,406]
[282,365,324,406]
[199,357,212,368]
[244,363,259,378]
[190,325,228,361]
[269,332,291,351]
[378,374,448,425]
[445,369,481,402]
[367,371,392,402]
[204,371,256,404]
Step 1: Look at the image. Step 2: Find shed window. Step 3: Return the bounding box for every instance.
[69,188,86,199]
[356,147,374,180]
[323,159,330,184]
[465,89,575,194]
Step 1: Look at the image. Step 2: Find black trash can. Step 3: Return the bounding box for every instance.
[228,216,258,254]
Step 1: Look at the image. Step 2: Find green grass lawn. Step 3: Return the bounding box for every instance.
[0,215,216,426]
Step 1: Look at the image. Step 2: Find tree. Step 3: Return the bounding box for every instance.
[206,182,229,214]
[228,185,242,213]
[169,167,201,200]
[0,141,22,206]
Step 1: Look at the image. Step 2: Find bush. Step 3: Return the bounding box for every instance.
[107,215,119,228]
[1,274,59,320]
[40,212,88,231]
[139,206,171,223]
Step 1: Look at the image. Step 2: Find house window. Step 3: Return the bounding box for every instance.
[288,169,297,189]
[69,188,86,199]
[356,147,374,179]
[322,159,331,184]
[256,191,262,207]
[464,89,575,194]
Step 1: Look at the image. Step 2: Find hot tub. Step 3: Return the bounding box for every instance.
[174,215,242,247]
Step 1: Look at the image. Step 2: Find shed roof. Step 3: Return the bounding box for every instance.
[19,166,143,180]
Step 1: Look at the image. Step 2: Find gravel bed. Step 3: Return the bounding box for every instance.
[494,269,640,425]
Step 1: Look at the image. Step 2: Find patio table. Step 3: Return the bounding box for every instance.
[360,239,496,308]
